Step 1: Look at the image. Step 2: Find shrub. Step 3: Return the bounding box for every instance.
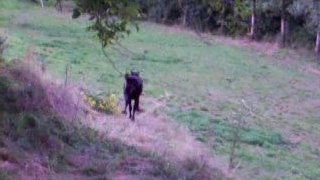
[82,92,120,114]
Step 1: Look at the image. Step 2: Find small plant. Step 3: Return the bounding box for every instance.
[82,91,120,114]
[228,112,244,171]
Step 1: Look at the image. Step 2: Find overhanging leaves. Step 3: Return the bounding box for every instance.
[73,0,139,47]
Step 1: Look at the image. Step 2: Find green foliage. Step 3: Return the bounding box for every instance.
[213,0,251,35]
[82,92,120,114]
[252,0,319,44]
[73,0,139,47]
[136,0,318,45]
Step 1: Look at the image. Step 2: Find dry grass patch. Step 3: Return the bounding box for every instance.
[83,97,230,179]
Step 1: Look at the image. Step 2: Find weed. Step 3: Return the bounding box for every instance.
[82,92,120,114]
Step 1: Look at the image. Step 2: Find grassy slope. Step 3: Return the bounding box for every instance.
[0,1,220,180]
[1,0,320,179]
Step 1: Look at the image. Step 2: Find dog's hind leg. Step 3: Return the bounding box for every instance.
[136,96,141,112]
[129,100,132,119]
[132,99,138,121]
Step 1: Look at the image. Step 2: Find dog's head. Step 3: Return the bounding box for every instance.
[130,71,140,77]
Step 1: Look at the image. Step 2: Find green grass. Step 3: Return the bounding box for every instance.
[1,2,320,179]
[0,0,28,10]
[169,108,285,145]
[168,109,320,179]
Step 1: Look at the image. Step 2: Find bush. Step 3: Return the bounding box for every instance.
[82,92,120,114]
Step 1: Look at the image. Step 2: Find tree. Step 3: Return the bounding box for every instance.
[291,0,320,55]
[250,0,256,39]
[73,0,139,47]
[72,0,139,74]
[205,0,250,35]
[39,0,44,8]
[314,0,320,55]
[280,0,287,47]
[316,28,320,56]
[55,0,62,12]
[72,0,317,55]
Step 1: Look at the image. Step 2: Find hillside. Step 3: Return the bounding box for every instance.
[1,0,320,180]
[0,54,230,179]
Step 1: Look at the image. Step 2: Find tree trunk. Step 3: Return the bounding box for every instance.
[182,6,188,27]
[314,0,320,56]
[250,0,256,39]
[281,0,287,47]
[316,31,320,56]
[39,0,44,8]
[55,0,63,12]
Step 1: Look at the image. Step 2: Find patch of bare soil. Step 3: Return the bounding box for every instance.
[83,96,230,179]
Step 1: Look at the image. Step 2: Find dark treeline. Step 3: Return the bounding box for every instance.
[30,0,319,54]
[135,0,320,53]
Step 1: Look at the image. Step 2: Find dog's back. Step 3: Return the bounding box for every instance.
[125,74,143,99]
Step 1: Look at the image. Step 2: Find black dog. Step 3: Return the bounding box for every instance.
[123,71,143,121]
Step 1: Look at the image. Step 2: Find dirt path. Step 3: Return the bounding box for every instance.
[83,97,230,179]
